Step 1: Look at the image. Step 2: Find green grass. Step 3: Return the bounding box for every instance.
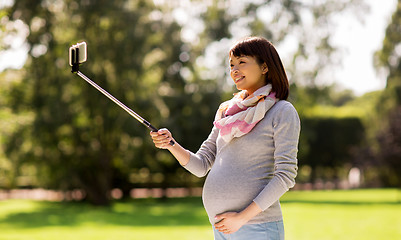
[281,189,401,240]
[0,189,400,240]
[0,197,212,240]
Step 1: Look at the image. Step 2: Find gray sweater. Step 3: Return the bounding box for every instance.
[183,100,300,224]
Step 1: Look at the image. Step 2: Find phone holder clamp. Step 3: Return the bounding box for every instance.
[70,48,80,73]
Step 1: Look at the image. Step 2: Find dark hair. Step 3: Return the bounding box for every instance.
[229,37,289,100]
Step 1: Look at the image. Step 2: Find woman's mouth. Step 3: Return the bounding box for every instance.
[234,76,245,83]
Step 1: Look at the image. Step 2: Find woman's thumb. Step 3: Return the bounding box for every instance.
[214,214,225,222]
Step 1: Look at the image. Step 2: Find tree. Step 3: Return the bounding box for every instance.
[299,117,365,184]
[2,0,369,204]
[191,0,368,97]
[374,0,401,187]
[3,0,218,205]
[376,105,401,187]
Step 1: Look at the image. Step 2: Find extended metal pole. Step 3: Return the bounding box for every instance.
[76,71,174,145]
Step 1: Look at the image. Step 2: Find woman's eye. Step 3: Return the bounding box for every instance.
[239,61,245,64]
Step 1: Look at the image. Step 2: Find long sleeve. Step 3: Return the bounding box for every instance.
[183,126,219,177]
[253,102,300,210]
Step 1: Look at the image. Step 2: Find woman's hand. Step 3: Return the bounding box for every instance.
[214,201,263,234]
[149,128,175,149]
[214,212,247,234]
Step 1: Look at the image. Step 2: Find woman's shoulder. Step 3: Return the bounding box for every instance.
[265,100,300,124]
[272,100,298,113]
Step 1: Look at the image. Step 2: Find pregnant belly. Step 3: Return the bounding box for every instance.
[202,165,268,223]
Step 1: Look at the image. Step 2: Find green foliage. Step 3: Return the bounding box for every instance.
[298,117,365,182]
[375,105,401,187]
[1,0,384,205]
[371,0,401,187]
[0,69,34,188]
[3,0,220,205]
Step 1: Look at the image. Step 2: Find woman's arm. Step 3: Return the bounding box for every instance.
[253,102,300,210]
[150,127,218,176]
[150,128,190,166]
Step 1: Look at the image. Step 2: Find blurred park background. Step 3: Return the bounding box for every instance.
[0,0,400,239]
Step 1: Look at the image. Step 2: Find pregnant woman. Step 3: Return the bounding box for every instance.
[150,36,300,240]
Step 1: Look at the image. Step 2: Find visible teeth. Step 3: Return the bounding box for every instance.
[235,76,244,81]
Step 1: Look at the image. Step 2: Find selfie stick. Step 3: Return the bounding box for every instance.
[69,42,174,146]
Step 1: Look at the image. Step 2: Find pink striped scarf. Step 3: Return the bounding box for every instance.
[214,84,277,142]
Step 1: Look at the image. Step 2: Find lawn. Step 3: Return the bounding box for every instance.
[281,189,401,240]
[0,189,399,240]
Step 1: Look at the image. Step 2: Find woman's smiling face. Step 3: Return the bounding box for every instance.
[229,54,268,95]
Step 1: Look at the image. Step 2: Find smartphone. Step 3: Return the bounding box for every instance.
[69,42,87,66]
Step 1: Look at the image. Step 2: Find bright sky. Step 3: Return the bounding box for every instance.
[0,0,397,96]
[331,0,397,95]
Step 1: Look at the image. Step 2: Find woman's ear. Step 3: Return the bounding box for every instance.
[262,63,268,74]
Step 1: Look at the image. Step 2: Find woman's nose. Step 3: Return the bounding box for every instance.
[231,65,239,73]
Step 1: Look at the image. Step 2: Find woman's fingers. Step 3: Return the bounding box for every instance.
[150,129,173,149]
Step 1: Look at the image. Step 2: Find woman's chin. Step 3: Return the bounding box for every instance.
[234,82,245,91]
